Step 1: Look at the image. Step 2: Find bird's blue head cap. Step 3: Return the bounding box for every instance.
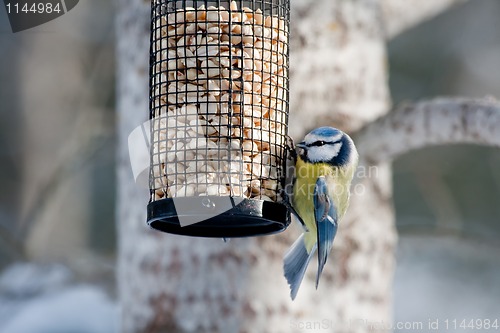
[296,126,357,166]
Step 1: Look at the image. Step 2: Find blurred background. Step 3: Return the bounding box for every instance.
[0,0,499,332]
[390,1,500,328]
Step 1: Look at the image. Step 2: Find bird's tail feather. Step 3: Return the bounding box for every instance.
[283,234,316,300]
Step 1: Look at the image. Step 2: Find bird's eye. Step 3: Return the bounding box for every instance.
[310,141,326,147]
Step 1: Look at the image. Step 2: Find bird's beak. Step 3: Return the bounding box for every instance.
[296,142,306,149]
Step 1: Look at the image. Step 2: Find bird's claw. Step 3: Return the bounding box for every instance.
[285,135,297,160]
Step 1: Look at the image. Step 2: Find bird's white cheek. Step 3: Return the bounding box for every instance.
[307,143,342,162]
[331,143,342,157]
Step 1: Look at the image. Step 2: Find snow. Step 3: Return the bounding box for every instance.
[1,235,499,333]
[0,263,117,333]
[0,286,118,333]
[0,263,71,298]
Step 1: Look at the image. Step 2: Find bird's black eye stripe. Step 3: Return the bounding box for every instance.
[307,140,340,147]
[309,141,326,147]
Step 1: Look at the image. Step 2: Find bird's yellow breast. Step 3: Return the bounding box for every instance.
[292,157,355,252]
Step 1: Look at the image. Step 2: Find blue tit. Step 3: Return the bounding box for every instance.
[283,126,358,300]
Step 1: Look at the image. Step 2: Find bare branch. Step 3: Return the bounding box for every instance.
[356,97,500,164]
[381,0,467,39]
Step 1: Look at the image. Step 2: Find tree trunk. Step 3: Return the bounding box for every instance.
[286,1,396,332]
[117,0,471,332]
[117,0,393,332]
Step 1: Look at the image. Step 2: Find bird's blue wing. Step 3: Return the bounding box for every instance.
[313,176,338,288]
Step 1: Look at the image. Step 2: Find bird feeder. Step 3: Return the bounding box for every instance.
[147,0,291,237]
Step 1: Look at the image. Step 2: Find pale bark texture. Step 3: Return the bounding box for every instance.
[116,1,492,333]
[287,1,396,332]
[117,0,394,332]
[287,17,398,327]
[356,97,500,164]
[288,0,390,137]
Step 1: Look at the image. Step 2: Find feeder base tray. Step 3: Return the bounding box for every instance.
[147,196,290,238]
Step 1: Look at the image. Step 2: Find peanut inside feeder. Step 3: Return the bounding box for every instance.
[148,0,290,237]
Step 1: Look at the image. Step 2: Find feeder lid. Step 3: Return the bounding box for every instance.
[147,196,290,238]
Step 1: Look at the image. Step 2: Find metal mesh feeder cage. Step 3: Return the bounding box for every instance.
[148,0,291,237]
